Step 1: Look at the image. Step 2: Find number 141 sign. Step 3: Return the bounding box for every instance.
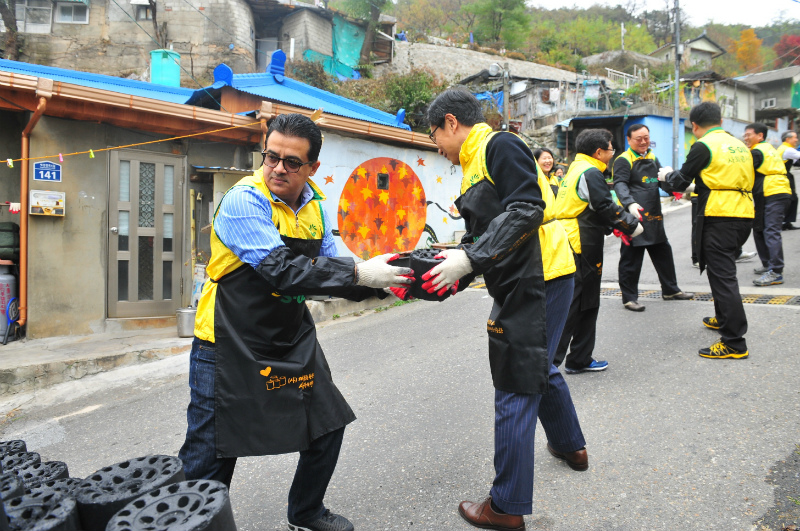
[33,161,62,182]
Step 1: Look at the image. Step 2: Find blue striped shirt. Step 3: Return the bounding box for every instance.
[214,183,338,268]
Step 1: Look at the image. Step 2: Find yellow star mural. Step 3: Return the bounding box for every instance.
[380,224,388,235]
[357,225,371,239]
[395,235,405,248]
[442,217,448,224]
[397,209,406,220]
[436,176,443,184]
[397,167,408,179]
[379,191,390,204]
[357,166,367,178]
[360,187,374,200]
[412,185,422,200]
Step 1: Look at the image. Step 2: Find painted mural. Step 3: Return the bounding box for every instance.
[337,157,427,260]
[315,132,462,260]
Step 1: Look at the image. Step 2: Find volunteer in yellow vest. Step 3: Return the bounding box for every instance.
[553,128,641,375]
[424,88,587,531]
[658,102,754,360]
[534,147,561,196]
[743,123,791,286]
[178,114,413,531]
[612,124,694,312]
[776,130,800,230]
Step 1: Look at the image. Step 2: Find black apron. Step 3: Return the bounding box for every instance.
[455,180,549,395]
[213,236,356,458]
[575,211,606,311]
[625,158,667,247]
[752,173,765,233]
[694,188,753,273]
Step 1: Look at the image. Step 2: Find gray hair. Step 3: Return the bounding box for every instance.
[781,130,797,142]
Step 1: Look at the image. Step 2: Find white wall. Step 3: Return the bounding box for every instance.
[315,132,462,259]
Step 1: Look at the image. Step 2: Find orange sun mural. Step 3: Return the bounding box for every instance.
[338,157,427,260]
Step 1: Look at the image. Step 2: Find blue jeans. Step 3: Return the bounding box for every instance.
[178,337,346,524]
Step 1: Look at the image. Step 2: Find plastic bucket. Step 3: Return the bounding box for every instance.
[176,307,196,338]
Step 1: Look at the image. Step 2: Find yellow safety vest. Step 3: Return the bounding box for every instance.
[460,124,575,280]
[555,154,607,254]
[696,128,754,218]
[753,142,791,197]
[195,170,327,341]
[776,142,792,163]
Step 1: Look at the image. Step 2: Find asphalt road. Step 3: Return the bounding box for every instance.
[1,202,799,531]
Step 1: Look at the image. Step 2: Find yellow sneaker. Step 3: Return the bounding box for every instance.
[699,340,748,359]
[702,316,719,330]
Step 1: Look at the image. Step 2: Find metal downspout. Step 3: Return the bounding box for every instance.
[18,96,48,328]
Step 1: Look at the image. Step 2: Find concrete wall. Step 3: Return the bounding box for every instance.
[22,116,242,338]
[754,79,793,109]
[377,41,584,83]
[20,0,256,85]
[280,9,332,59]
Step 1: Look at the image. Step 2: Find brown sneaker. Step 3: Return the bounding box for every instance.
[547,443,589,471]
[458,497,524,531]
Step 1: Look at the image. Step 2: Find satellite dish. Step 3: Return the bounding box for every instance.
[488,63,502,77]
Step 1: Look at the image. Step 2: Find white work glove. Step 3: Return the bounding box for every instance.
[355,253,414,289]
[627,202,643,221]
[632,224,644,238]
[422,249,473,293]
[8,203,20,214]
[657,166,673,182]
[684,182,696,194]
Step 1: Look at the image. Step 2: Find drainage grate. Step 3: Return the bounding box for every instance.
[468,280,800,305]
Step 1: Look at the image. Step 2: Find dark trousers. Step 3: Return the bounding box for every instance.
[703,220,751,351]
[554,257,598,370]
[618,241,681,303]
[178,338,344,524]
[754,195,790,273]
[490,275,585,515]
[786,173,798,224]
[691,198,699,263]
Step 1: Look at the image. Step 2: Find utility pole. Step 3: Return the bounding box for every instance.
[502,63,510,131]
[672,0,681,168]
[621,22,626,51]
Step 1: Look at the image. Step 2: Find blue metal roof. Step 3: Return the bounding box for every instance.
[0,59,195,104]
[191,51,410,131]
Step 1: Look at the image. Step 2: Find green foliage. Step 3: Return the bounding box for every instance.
[285,60,336,93]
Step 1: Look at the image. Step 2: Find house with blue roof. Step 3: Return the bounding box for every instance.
[0,56,460,341]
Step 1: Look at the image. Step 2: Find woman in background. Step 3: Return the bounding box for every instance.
[534,147,560,195]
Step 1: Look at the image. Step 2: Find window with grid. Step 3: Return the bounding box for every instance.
[56,3,88,23]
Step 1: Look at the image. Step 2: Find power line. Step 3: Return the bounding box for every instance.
[107,0,229,112]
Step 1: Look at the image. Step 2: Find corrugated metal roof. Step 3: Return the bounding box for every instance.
[191,56,410,130]
[230,72,409,130]
[0,59,196,104]
[738,65,800,85]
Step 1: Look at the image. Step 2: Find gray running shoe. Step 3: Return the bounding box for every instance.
[289,510,354,531]
[753,270,783,286]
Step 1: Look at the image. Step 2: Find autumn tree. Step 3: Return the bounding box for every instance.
[0,0,20,60]
[730,28,763,73]
[773,34,800,67]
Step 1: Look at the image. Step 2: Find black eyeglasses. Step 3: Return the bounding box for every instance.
[262,152,315,173]
[429,124,440,143]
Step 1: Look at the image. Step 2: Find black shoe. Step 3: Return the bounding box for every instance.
[783,223,799,231]
[289,510,354,531]
[702,316,720,330]
[699,340,749,359]
[662,291,694,300]
[623,301,646,312]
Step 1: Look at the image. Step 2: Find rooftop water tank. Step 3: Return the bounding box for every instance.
[150,49,181,87]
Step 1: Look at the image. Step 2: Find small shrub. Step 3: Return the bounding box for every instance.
[505,51,527,61]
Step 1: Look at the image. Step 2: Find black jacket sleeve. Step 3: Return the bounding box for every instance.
[662,142,711,192]
[586,167,639,234]
[612,156,635,208]
[462,133,545,274]
[751,149,764,172]
[255,247,386,301]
